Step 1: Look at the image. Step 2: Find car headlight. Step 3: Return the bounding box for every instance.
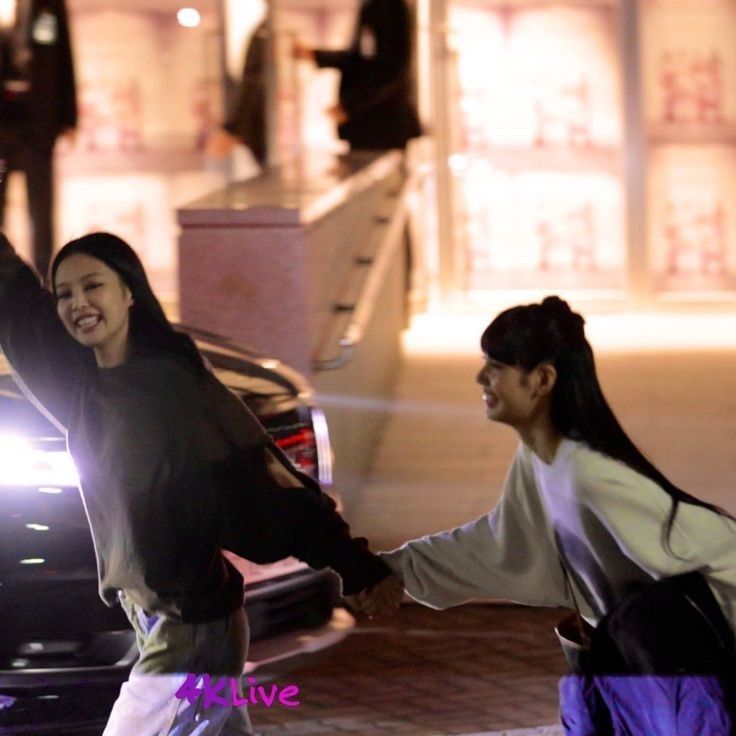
[0,435,79,487]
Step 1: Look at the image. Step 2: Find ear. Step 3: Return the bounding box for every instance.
[533,362,557,398]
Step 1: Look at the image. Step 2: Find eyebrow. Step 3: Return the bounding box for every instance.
[55,272,106,289]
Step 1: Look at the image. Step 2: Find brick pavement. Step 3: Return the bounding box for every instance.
[250,604,566,736]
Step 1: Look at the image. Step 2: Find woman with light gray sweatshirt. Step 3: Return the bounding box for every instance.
[376,296,736,735]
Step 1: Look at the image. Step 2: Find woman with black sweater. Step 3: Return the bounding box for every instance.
[0,231,400,735]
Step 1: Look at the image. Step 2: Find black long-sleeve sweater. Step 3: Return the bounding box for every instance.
[313,0,421,151]
[0,233,390,622]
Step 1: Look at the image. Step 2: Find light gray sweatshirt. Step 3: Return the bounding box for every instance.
[381,439,736,630]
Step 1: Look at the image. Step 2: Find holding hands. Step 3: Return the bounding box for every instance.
[325,104,349,125]
[205,128,239,158]
[345,574,404,619]
[292,40,315,62]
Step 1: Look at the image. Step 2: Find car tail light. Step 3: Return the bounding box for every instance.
[275,427,317,477]
[271,409,333,487]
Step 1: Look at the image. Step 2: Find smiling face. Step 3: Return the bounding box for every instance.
[54,253,134,367]
[476,355,560,435]
[476,357,538,428]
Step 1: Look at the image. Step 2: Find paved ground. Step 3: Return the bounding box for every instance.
[251,604,566,736]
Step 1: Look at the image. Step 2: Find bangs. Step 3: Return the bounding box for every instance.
[480,331,516,365]
[480,306,529,366]
[52,232,147,296]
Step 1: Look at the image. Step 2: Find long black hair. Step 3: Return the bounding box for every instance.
[481,295,732,547]
[51,232,206,375]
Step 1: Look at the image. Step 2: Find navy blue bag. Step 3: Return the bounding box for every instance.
[558,571,736,735]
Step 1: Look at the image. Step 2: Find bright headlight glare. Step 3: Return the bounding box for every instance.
[0,435,79,487]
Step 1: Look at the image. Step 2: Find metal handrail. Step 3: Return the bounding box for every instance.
[312,171,416,372]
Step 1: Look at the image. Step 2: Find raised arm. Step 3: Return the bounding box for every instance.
[313,0,390,74]
[0,234,93,430]
[379,446,573,610]
[313,47,355,72]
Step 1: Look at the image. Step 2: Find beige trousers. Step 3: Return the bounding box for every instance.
[102,591,257,736]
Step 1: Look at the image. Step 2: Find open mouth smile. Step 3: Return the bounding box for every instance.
[75,315,101,333]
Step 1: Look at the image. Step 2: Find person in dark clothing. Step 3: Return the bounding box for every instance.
[0,0,77,279]
[294,0,421,151]
[0,230,402,735]
[207,20,268,167]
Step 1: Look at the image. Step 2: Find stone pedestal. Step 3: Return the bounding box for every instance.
[177,151,408,506]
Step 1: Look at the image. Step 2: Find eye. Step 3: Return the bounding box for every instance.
[84,283,102,291]
[56,292,71,301]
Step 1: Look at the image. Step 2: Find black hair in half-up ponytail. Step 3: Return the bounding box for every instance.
[481,295,733,551]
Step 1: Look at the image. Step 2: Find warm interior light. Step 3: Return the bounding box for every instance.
[404,311,736,355]
[0,0,16,28]
[223,0,266,78]
[177,8,201,28]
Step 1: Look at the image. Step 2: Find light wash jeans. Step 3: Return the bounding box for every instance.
[103,591,257,736]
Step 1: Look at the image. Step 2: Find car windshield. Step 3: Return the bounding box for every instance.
[0,374,62,438]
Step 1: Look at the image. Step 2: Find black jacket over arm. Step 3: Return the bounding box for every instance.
[23,0,77,143]
[314,0,421,150]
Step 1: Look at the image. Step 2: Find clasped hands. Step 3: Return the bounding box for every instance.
[345,573,404,619]
[292,40,315,62]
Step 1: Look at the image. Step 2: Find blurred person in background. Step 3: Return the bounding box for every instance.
[293,0,421,152]
[0,0,77,279]
[207,19,268,168]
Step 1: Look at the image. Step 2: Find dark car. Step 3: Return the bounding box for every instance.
[0,326,353,735]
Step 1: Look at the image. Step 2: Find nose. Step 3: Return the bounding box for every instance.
[476,367,487,386]
[70,289,90,311]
